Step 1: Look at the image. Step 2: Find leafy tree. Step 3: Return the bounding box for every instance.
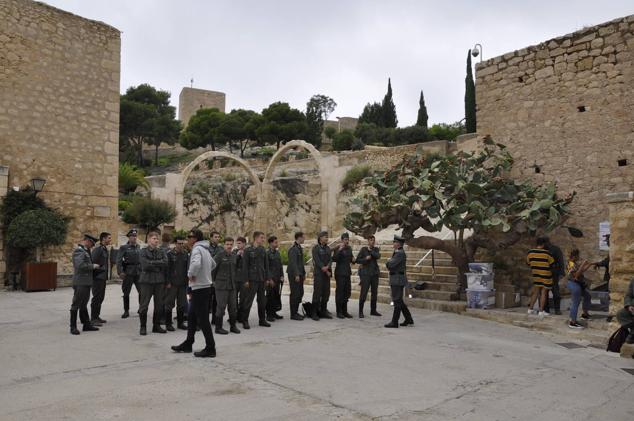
[118,163,149,194]
[343,136,574,289]
[393,125,428,145]
[381,78,398,128]
[258,102,308,149]
[332,129,356,151]
[120,84,181,167]
[122,197,176,235]
[180,108,225,151]
[305,94,337,149]
[465,50,477,133]
[217,109,259,157]
[6,209,69,252]
[416,90,429,129]
[323,126,337,141]
[0,187,45,231]
[428,121,465,141]
[358,102,384,126]
[354,123,394,146]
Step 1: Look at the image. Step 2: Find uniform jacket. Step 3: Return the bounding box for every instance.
[209,243,221,258]
[287,242,306,279]
[386,247,407,287]
[267,248,284,282]
[546,243,565,278]
[72,244,94,286]
[139,246,168,284]
[232,248,245,284]
[213,249,237,291]
[356,246,380,278]
[91,243,109,281]
[332,245,354,277]
[312,243,332,282]
[624,278,634,308]
[241,245,269,283]
[116,242,141,276]
[167,249,189,286]
[188,240,216,290]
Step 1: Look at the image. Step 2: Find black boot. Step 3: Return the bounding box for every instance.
[400,305,413,326]
[229,320,241,334]
[139,313,147,336]
[122,296,130,318]
[370,301,381,316]
[215,317,229,335]
[177,310,187,330]
[259,319,271,327]
[171,341,192,353]
[343,302,353,318]
[83,322,99,332]
[194,347,216,358]
[336,302,344,319]
[385,305,401,328]
[165,310,175,331]
[359,302,365,318]
[242,320,251,330]
[70,310,80,335]
[152,311,167,333]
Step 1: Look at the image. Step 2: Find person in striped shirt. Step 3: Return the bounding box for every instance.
[526,237,555,317]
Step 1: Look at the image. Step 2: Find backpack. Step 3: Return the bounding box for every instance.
[606,325,630,353]
[301,302,314,318]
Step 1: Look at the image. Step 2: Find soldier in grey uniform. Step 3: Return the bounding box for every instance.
[90,232,111,325]
[70,234,100,335]
[208,231,221,323]
[333,232,354,319]
[287,232,306,320]
[355,235,382,318]
[238,231,270,329]
[266,236,284,322]
[116,229,141,318]
[311,231,333,320]
[385,236,413,328]
[212,237,241,335]
[165,236,189,331]
[138,231,168,335]
[233,236,247,316]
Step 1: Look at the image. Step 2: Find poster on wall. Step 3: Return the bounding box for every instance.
[599,221,610,251]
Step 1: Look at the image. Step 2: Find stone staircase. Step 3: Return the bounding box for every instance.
[303,242,467,314]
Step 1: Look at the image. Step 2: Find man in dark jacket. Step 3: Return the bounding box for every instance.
[116,229,141,319]
[70,234,100,335]
[616,278,634,344]
[287,232,306,320]
[311,231,333,320]
[90,232,111,325]
[385,236,413,328]
[239,231,270,329]
[138,231,168,336]
[356,235,381,318]
[208,231,221,323]
[165,236,189,331]
[266,236,284,322]
[213,237,241,335]
[233,236,247,316]
[333,232,354,319]
[544,237,565,315]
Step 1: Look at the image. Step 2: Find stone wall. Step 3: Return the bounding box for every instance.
[0,0,120,280]
[607,192,634,321]
[178,87,226,126]
[476,15,634,275]
[322,117,358,150]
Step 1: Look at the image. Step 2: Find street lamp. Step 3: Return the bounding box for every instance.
[472,43,483,62]
[31,177,46,194]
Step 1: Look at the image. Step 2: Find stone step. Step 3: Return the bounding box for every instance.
[347,283,460,301]
[307,264,458,276]
[377,271,458,281]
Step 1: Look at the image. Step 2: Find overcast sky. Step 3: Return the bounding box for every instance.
[45,0,632,126]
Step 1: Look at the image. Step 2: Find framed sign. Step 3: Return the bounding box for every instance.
[599,221,610,251]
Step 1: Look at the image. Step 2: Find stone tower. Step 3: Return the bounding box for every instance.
[178,87,226,126]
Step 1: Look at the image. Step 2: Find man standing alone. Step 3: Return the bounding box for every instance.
[90,232,111,326]
[333,233,354,319]
[311,231,333,320]
[287,232,306,320]
[138,231,168,336]
[385,236,413,328]
[70,234,100,335]
[356,235,381,318]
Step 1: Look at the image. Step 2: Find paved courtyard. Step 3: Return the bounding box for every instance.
[0,285,632,421]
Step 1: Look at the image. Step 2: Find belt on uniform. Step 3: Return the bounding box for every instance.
[389,272,405,275]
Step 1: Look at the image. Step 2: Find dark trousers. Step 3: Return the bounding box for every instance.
[359,274,379,311]
[235,281,244,315]
[138,283,165,326]
[543,275,561,313]
[312,275,331,314]
[164,284,187,315]
[289,276,305,315]
[122,273,140,311]
[216,288,237,322]
[239,281,267,322]
[70,285,91,324]
[91,279,107,320]
[209,285,217,316]
[390,285,412,324]
[186,287,215,350]
[266,280,282,317]
[335,274,351,306]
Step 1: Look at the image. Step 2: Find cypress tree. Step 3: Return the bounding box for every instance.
[381,78,398,128]
[465,50,477,133]
[415,90,429,129]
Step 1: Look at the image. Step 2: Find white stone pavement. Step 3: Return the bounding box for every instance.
[0,285,632,421]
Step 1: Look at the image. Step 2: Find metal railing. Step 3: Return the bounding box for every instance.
[414,231,453,267]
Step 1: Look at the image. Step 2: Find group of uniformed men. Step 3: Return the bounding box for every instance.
[69,227,414,357]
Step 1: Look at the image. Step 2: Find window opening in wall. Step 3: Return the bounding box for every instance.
[534,165,541,174]
[577,105,586,112]
[518,76,524,83]
[617,159,628,167]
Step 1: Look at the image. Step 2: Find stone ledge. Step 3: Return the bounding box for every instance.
[607,191,634,203]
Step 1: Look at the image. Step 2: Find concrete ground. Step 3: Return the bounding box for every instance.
[0,285,633,421]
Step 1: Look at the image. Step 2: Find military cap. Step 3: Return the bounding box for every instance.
[393,235,405,244]
[126,229,138,237]
[83,234,98,243]
[341,232,349,240]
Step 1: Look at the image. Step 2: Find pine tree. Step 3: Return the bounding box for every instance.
[465,50,477,133]
[381,78,398,128]
[416,90,428,129]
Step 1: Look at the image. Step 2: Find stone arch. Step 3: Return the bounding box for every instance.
[261,139,329,232]
[175,151,261,229]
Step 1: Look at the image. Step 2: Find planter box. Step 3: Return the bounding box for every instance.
[22,262,57,291]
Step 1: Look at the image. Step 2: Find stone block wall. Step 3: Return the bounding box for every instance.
[178,87,226,126]
[0,0,120,280]
[607,192,634,319]
[476,15,634,272]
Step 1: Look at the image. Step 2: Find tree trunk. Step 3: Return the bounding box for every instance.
[137,139,144,167]
[406,235,469,293]
[211,142,215,151]
[155,144,159,166]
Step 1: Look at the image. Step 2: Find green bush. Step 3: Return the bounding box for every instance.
[256,146,276,159]
[296,151,309,160]
[118,199,132,213]
[341,165,372,191]
[428,121,465,141]
[6,209,69,250]
[0,188,46,230]
[323,126,337,140]
[279,245,310,266]
[122,197,176,232]
[351,138,365,151]
[332,129,356,151]
[119,163,149,194]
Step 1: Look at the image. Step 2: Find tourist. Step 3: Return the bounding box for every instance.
[356,235,381,318]
[212,237,240,335]
[171,229,217,357]
[233,236,247,320]
[287,232,306,321]
[208,230,221,323]
[526,237,554,317]
[265,235,284,322]
[90,231,111,326]
[116,229,141,319]
[616,277,634,344]
[311,231,333,320]
[333,232,354,319]
[138,231,168,336]
[165,236,189,331]
[543,237,565,315]
[70,234,100,335]
[385,235,413,328]
[238,231,270,329]
[566,248,592,329]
